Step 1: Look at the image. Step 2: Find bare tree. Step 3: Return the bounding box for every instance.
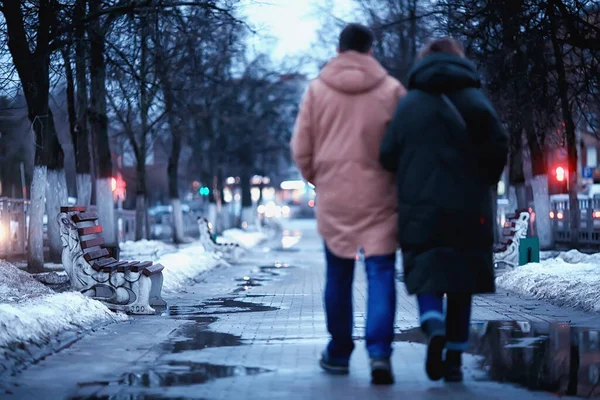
[1,0,68,269]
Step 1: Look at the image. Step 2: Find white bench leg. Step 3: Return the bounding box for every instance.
[148,273,167,307]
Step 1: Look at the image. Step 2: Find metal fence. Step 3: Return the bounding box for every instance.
[0,199,206,258]
[551,198,600,246]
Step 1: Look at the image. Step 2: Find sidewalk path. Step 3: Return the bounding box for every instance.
[2,219,599,399]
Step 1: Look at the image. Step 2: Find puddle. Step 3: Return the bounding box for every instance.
[259,262,293,270]
[394,321,600,397]
[169,298,278,318]
[74,362,269,396]
[162,325,242,353]
[71,396,191,400]
[120,361,269,387]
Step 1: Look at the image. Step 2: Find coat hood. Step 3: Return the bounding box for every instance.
[408,53,481,92]
[318,51,388,94]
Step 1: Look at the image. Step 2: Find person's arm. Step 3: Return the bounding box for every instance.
[380,81,408,172]
[379,98,408,172]
[291,85,316,183]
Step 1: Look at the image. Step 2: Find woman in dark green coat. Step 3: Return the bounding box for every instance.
[379,38,508,382]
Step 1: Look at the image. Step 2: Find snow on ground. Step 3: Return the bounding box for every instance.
[0,261,124,348]
[120,239,176,259]
[155,243,223,293]
[496,250,600,313]
[221,228,267,249]
[0,260,53,303]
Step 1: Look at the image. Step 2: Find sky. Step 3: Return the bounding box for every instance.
[239,0,358,74]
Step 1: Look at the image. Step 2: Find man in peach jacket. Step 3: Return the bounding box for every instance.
[291,23,406,385]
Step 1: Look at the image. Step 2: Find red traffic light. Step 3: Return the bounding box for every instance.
[555,166,566,182]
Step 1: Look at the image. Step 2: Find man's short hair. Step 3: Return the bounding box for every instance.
[338,23,374,53]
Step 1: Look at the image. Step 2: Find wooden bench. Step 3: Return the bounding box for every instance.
[197,217,243,263]
[493,209,530,271]
[57,206,166,315]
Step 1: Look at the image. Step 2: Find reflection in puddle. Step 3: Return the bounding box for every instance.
[162,325,242,353]
[169,298,279,317]
[120,361,269,387]
[394,321,600,397]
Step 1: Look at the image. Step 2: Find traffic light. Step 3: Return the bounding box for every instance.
[555,166,565,182]
[550,166,568,194]
[199,186,210,196]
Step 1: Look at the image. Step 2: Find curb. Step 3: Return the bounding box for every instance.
[0,319,116,378]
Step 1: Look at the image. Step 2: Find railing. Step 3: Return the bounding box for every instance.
[550,198,600,245]
[0,197,30,257]
[0,199,209,258]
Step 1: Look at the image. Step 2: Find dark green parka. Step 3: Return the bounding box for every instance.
[379,53,508,294]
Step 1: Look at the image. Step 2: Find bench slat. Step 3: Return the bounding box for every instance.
[81,237,105,249]
[91,259,120,272]
[500,238,513,245]
[494,244,508,253]
[78,225,103,236]
[118,261,140,273]
[100,260,128,272]
[130,261,153,272]
[84,248,110,262]
[501,228,515,237]
[73,212,99,223]
[93,257,118,267]
[142,263,164,276]
[61,206,87,213]
[504,221,516,228]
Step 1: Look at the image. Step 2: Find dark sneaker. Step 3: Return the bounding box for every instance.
[444,350,463,382]
[426,335,446,381]
[319,351,349,375]
[444,364,464,382]
[370,358,394,385]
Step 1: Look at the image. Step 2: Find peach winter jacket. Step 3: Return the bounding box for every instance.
[291,51,406,258]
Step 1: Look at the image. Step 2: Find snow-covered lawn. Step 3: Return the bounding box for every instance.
[155,243,223,293]
[496,250,600,313]
[221,228,267,249]
[120,239,176,259]
[0,261,124,348]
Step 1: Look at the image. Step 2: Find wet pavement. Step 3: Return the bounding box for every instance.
[3,220,600,399]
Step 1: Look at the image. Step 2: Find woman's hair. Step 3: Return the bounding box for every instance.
[418,37,465,59]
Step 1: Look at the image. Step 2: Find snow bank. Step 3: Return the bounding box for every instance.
[221,229,267,249]
[0,261,124,348]
[0,260,53,303]
[120,239,176,259]
[0,292,125,347]
[496,257,600,312]
[155,243,222,293]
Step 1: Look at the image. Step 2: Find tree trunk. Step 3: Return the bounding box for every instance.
[491,184,499,244]
[135,14,150,242]
[508,126,528,211]
[526,121,552,249]
[168,135,184,243]
[46,167,68,263]
[135,193,147,241]
[1,0,64,271]
[28,166,47,273]
[163,79,184,243]
[240,168,253,227]
[135,160,147,241]
[74,0,92,207]
[89,3,116,246]
[549,3,579,248]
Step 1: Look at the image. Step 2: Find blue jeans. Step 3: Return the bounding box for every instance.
[324,245,396,362]
[417,294,472,351]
